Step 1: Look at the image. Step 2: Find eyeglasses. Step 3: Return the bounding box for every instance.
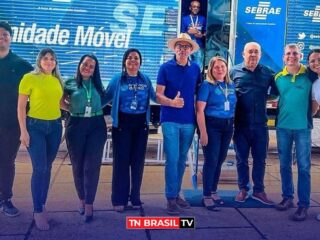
[175,44,192,50]
[191,5,200,9]
[127,56,140,61]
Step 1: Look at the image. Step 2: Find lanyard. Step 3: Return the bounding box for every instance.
[82,80,92,105]
[217,82,229,101]
[189,15,198,27]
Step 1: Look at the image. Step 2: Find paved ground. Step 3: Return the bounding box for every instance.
[1,130,320,240]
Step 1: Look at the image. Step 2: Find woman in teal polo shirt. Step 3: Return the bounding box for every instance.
[62,54,107,223]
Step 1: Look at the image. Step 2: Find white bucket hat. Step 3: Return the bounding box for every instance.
[167,33,199,54]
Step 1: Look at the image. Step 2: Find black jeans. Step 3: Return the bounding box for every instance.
[66,116,107,204]
[0,127,20,201]
[111,112,148,206]
[233,125,269,193]
[202,116,234,197]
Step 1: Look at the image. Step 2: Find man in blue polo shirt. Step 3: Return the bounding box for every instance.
[156,33,202,215]
[230,42,277,205]
[181,0,206,71]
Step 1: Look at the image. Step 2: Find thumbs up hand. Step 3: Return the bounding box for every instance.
[171,91,184,108]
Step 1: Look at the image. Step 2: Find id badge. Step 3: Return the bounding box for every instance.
[130,99,138,110]
[224,101,230,111]
[84,106,92,117]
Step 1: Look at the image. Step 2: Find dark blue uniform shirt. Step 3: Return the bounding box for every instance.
[230,63,277,127]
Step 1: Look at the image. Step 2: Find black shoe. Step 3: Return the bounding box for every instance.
[292,207,308,221]
[84,214,93,223]
[275,198,294,211]
[202,198,220,212]
[1,199,20,217]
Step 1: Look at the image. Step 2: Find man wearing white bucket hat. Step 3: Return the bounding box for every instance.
[156,33,202,215]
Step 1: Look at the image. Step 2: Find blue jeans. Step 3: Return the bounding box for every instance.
[233,125,268,193]
[27,117,62,213]
[202,117,233,197]
[276,128,311,208]
[162,122,195,199]
[190,48,204,71]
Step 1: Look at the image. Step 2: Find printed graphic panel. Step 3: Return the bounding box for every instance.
[235,0,287,71]
[0,0,179,85]
[286,0,320,64]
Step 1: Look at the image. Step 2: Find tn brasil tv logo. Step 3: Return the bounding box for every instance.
[245,1,281,20]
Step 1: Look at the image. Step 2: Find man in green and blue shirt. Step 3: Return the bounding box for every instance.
[274,44,313,221]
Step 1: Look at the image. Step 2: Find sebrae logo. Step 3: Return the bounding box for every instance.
[303,5,320,23]
[245,1,281,20]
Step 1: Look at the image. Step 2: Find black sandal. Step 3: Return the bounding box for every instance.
[211,192,224,205]
[202,197,220,211]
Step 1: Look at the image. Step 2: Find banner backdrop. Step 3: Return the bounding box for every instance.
[235,0,287,71]
[286,0,320,64]
[0,0,179,84]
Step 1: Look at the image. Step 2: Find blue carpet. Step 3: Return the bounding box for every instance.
[183,189,274,208]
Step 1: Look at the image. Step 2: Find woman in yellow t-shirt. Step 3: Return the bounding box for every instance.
[17,48,63,231]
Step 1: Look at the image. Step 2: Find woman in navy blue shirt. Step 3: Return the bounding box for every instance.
[104,49,156,212]
[196,56,237,211]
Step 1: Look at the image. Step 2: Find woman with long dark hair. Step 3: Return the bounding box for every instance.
[62,54,107,222]
[307,49,320,116]
[104,48,156,212]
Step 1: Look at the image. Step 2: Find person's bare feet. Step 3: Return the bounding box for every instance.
[42,205,48,220]
[84,204,93,216]
[84,204,93,223]
[34,212,49,231]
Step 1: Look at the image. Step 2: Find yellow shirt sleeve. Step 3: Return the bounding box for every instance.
[19,73,33,96]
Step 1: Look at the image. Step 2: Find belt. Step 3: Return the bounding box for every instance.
[71,112,103,117]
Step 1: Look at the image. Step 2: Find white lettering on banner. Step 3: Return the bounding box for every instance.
[140,5,165,36]
[110,3,138,33]
[11,23,131,48]
[303,6,320,23]
[245,1,281,20]
[12,23,70,45]
[74,26,131,48]
[9,3,170,48]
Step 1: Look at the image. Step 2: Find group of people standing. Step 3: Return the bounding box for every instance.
[0,16,319,233]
